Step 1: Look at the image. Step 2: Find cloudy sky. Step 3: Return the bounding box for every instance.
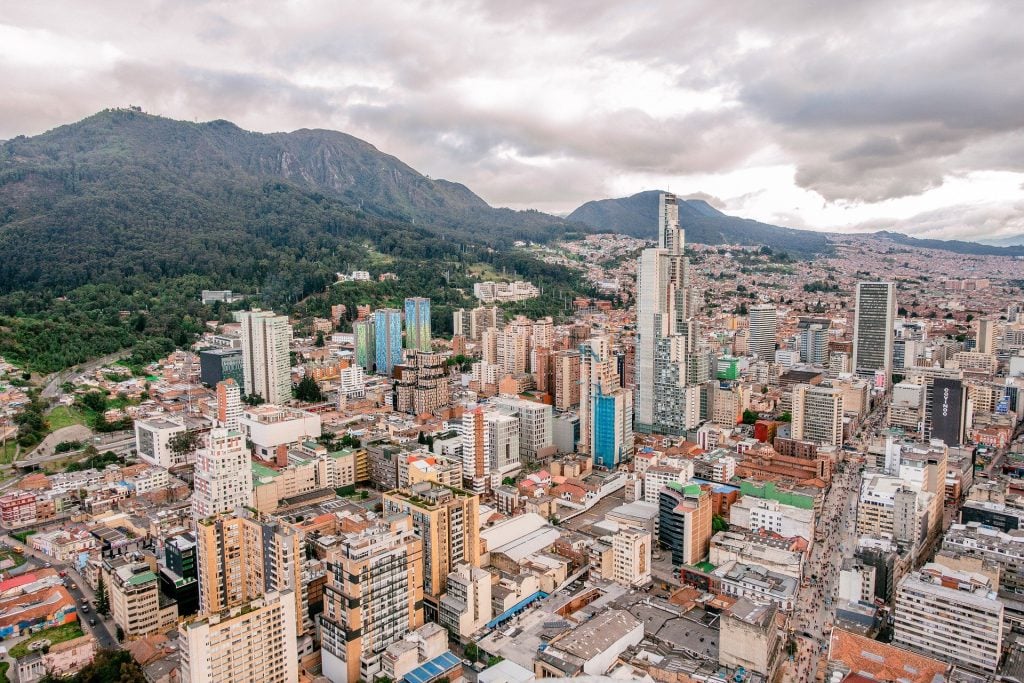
[3,1,1023,241]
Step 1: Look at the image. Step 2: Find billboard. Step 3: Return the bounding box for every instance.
[930,377,964,446]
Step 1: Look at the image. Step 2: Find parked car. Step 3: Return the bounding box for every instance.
[88,618,96,626]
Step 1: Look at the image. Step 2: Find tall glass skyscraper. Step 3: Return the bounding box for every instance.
[853,282,896,385]
[374,308,403,377]
[353,319,376,373]
[404,297,432,352]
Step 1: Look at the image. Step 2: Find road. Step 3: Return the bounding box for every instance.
[16,430,135,469]
[784,460,862,683]
[2,533,118,650]
[40,350,131,401]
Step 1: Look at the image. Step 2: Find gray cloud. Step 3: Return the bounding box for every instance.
[1,0,1023,238]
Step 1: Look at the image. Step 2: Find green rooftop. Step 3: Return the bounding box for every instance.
[251,461,281,481]
[127,570,157,586]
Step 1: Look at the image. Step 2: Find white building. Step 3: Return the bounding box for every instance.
[894,563,1003,673]
[192,428,253,520]
[180,590,299,683]
[643,464,694,504]
[729,498,815,543]
[749,305,778,360]
[135,417,187,468]
[487,411,521,478]
[791,383,844,447]
[495,397,553,462]
[239,405,322,461]
[439,563,493,640]
[236,309,293,405]
[612,528,651,587]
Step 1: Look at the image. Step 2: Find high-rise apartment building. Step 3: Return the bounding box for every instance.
[748,305,777,360]
[486,411,521,476]
[497,318,532,376]
[459,407,489,495]
[612,528,652,587]
[216,379,241,432]
[393,351,450,415]
[382,483,480,621]
[439,563,493,640]
[797,317,831,365]
[552,349,581,409]
[374,308,403,377]
[181,590,298,683]
[853,282,896,384]
[495,396,553,463]
[790,384,844,447]
[635,193,698,435]
[320,517,424,683]
[236,309,293,405]
[195,512,304,633]
[192,428,253,520]
[975,317,997,356]
[404,297,432,352]
[353,319,376,373]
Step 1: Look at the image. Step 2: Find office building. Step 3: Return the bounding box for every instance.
[404,297,432,352]
[200,348,245,392]
[659,482,712,565]
[579,337,619,454]
[852,282,896,384]
[894,563,1003,673]
[942,522,1024,594]
[323,518,428,683]
[353,319,376,373]
[181,590,298,683]
[374,308,403,377]
[714,562,798,612]
[495,397,552,463]
[976,318,997,356]
[439,563,493,640]
[791,384,844,447]
[236,309,293,405]
[748,305,778,360]
[797,318,830,365]
[487,410,521,476]
[382,483,480,620]
[592,386,633,469]
[192,428,252,520]
[108,560,173,640]
[719,599,784,680]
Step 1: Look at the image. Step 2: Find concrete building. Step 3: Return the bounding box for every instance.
[718,599,784,680]
[852,282,896,385]
[612,527,652,587]
[393,351,450,415]
[215,379,242,431]
[713,561,798,611]
[239,405,322,462]
[108,560,174,640]
[748,305,778,360]
[439,563,492,640]
[943,522,1024,594]
[192,428,253,520]
[320,517,424,683]
[791,384,844,447]
[459,407,490,495]
[579,336,618,455]
[552,349,581,409]
[236,309,292,405]
[199,348,245,392]
[659,482,712,565]
[534,609,643,678]
[643,463,694,504]
[730,498,815,544]
[180,590,298,683]
[487,410,522,477]
[135,417,187,468]
[894,563,1003,673]
[382,483,481,620]
[495,397,553,464]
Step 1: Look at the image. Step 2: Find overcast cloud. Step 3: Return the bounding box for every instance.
[2,0,1023,240]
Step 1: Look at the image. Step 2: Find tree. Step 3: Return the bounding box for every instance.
[712,515,728,533]
[95,577,110,616]
[80,391,109,413]
[242,393,265,406]
[464,642,479,661]
[778,411,792,422]
[168,430,202,462]
[741,409,758,425]
[294,375,324,402]
[315,330,325,347]
[115,625,125,642]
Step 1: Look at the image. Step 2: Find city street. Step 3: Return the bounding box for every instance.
[783,460,862,683]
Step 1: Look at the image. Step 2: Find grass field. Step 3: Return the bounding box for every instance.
[9,622,86,660]
[0,441,17,464]
[46,405,87,431]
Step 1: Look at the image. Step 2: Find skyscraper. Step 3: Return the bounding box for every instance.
[579,336,618,454]
[192,428,253,520]
[353,319,376,373]
[797,317,831,365]
[592,385,633,469]
[236,309,292,405]
[459,407,489,495]
[853,282,896,384]
[791,383,844,447]
[374,308,403,377]
[634,192,699,435]
[748,305,778,360]
[404,297,432,352]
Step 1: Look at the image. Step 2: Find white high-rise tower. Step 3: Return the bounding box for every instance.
[236,309,292,405]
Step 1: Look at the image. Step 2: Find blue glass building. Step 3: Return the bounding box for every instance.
[374,308,403,376]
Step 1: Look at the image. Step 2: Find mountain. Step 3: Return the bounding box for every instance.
[871,231,1024,257]
[567,190,831,256]
[977,234,1024,247]
[0,108,587,297]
